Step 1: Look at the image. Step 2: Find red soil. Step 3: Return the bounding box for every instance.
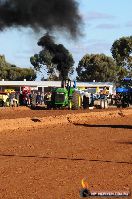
[0,107,131,199]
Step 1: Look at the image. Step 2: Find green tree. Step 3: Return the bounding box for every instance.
[76,54,127,82]
[30,49,57,80]
[30,33,74,80]
[0,55,10,68]
[0,55,36,80]
[111,36,132,73]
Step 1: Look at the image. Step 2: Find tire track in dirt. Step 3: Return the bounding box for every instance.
[0,153,131,165]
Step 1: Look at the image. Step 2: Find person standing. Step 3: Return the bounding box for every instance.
[83,92,90,109]
[9,93,15,107]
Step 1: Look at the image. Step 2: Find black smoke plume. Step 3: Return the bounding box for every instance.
[38,33,75,79]
[0,0,82,37]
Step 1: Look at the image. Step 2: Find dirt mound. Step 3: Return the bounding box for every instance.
[0,109,131,133]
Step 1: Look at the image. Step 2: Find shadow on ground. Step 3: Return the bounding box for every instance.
[73,123,132,129]
[116,141,132,145]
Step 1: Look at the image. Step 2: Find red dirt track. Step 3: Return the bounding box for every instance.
[0,107,132,199]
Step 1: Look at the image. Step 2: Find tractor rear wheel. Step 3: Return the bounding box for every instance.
[72,91,81,110]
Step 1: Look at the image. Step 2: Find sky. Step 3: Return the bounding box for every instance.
[0,0,132,80]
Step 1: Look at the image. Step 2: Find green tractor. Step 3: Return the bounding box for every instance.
[47,80,81,110]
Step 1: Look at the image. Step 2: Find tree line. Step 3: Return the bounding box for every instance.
[30,34,132,82]
[0,34,131,82]
[0,55,36,81]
